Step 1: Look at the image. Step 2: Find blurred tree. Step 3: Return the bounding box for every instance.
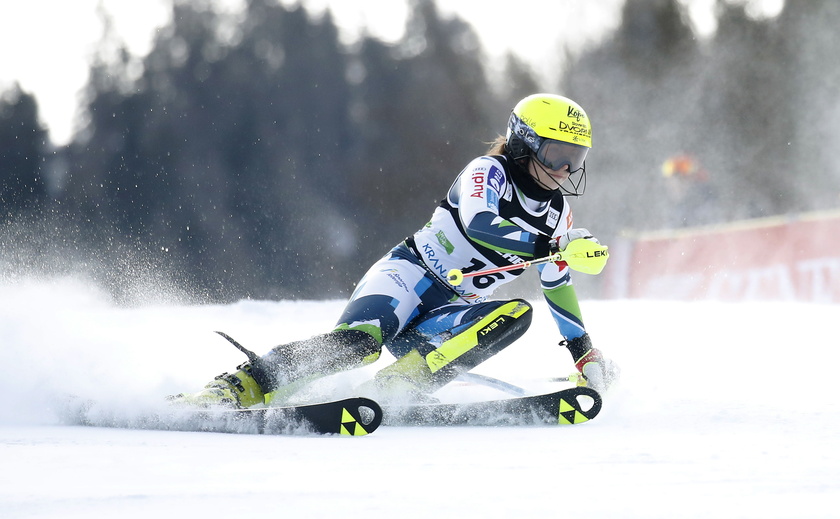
[0,84,48,217]
[492,53,543,133]
[347,0,495,269]
[775,1,840,211]
[564,0,840,235]
[702,1,797,219]
[235,0,356,295]
[563,0,701,234]
[65,0,357,299]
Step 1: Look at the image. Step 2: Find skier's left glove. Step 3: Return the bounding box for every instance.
[563,333,619,393]
[557,228,598,251]
[552,228,599,268]
[534,228,599,262]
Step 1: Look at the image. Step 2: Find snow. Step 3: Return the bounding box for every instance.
[1,277,838,518]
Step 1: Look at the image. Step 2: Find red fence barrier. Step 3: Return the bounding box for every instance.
[608,210,840,303]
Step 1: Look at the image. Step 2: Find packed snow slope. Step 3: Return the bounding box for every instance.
[1,277,838,519]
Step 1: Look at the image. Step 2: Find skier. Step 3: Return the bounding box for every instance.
[171,93,618,408]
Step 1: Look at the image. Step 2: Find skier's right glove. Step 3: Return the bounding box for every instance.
[562,333,619,393]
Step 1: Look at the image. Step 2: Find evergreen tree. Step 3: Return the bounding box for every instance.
[0,84,48,216]
[348,0,495,259]
[774,1,840,210]
[563,0,701,233]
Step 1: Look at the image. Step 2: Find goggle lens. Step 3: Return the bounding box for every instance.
[536,140,588,172]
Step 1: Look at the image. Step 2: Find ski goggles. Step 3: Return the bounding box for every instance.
[535,139,589,172]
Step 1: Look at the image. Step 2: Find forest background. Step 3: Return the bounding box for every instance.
[2,0,838,302]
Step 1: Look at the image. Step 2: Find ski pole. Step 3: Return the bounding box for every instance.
[446,238,609,286]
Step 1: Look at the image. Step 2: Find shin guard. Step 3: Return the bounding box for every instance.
[368,299,533,399]
[255,329,381,395]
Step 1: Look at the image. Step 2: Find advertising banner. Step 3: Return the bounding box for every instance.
[617,211,840,303]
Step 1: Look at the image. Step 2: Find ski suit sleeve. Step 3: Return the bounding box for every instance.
[455,158,545,258]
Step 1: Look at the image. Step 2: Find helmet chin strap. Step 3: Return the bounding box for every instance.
[531,155,585,197]
[531,156,565,191]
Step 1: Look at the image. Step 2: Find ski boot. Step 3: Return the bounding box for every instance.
[563,333,620,393]
[167,364,265,408]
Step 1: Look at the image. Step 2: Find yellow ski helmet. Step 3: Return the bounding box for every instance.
[506,93,592,174]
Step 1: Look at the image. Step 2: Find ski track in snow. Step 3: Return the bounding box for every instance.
[1,277,838,518]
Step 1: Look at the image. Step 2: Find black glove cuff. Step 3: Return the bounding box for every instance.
[533,235,553,259]
[562,333,592,362]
